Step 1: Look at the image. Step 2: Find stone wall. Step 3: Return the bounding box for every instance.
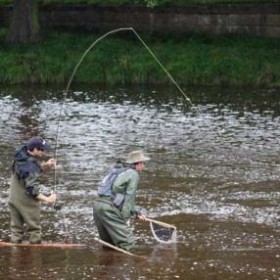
[1,4,280,37]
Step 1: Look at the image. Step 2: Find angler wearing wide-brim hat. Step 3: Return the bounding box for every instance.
[93,150,150,251]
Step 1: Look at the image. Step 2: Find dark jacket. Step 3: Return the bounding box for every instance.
[11,145,42,198]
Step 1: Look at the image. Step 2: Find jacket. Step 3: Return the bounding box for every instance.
[11,145,42,198]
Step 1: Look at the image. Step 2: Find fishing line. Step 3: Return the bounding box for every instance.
[52,28,280,241]
[53,26,196,189]
[52,27,197,241]
[130,28,196,109]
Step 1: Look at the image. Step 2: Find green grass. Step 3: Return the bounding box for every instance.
[0,29,280,87]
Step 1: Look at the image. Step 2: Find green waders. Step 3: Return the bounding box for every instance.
[93,197,136,251]
[8,175,41,243]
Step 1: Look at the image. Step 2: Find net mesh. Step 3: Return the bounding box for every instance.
[150,221,177,244]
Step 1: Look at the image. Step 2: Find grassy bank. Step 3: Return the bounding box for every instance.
[0,29,279,87]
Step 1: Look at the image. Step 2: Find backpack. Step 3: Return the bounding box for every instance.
[97,166,130,208]
[97,166,129,197]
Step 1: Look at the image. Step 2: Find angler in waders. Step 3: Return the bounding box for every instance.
[8,137,57,244]
[93,150,150,251]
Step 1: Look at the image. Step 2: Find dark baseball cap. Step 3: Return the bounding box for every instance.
[27,137,51,151]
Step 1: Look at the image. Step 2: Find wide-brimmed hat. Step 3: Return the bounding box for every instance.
[126,150,150,164]
[27,137,50,151]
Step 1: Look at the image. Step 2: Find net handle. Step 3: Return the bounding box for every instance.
[145,217,176,229]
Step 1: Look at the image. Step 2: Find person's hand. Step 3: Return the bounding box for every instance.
[41,158,56,170]
[46,193,57,204]
[137,214,147,221]
[46,158,56,167]
[36,193,57,204]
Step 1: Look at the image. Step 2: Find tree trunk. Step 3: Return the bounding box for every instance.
[6,0,40,44]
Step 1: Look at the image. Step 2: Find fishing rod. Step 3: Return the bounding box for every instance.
[53,26,196,191]
[52,27,196,241]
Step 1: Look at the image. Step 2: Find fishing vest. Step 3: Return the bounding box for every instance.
[97,166,129,197]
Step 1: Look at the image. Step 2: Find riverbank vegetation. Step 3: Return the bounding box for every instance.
[0,28,279,87]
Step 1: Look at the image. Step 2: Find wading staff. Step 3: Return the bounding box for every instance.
[93,237,145,259]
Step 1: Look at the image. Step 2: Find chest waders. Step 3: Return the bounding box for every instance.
[93,166,136,251]
[8,146,43,244]
[8,175,41,244]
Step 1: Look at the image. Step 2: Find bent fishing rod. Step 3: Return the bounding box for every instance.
[53,27,195,192]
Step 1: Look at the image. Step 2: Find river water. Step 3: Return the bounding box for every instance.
[0,85,279,280]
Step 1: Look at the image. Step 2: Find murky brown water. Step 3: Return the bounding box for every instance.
[0,85,280,280]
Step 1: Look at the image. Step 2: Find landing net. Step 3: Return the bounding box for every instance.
[150,221,177,244]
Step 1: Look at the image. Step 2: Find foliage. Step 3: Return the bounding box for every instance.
[0,28,280,87]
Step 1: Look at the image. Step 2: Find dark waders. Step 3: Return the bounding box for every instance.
[8,175,41,243]
[93,197,136,251]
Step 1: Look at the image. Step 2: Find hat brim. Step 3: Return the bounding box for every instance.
[126,156,150,164]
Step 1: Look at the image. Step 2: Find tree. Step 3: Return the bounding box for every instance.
[6,0,40,44]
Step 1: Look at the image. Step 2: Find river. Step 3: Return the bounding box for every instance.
[0,85,279,280]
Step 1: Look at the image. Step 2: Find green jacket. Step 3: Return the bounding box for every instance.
[112,166,140,220]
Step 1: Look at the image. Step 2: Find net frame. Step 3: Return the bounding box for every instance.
[148,218,177,244]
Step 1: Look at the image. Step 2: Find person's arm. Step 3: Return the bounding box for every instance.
[114,170,140,220]
[24,172,56,204]
[130,206,146,219]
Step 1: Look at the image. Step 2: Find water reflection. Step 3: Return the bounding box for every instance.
[0,85,280,280]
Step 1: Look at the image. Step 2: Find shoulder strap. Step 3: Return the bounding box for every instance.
[97,167,129,197]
